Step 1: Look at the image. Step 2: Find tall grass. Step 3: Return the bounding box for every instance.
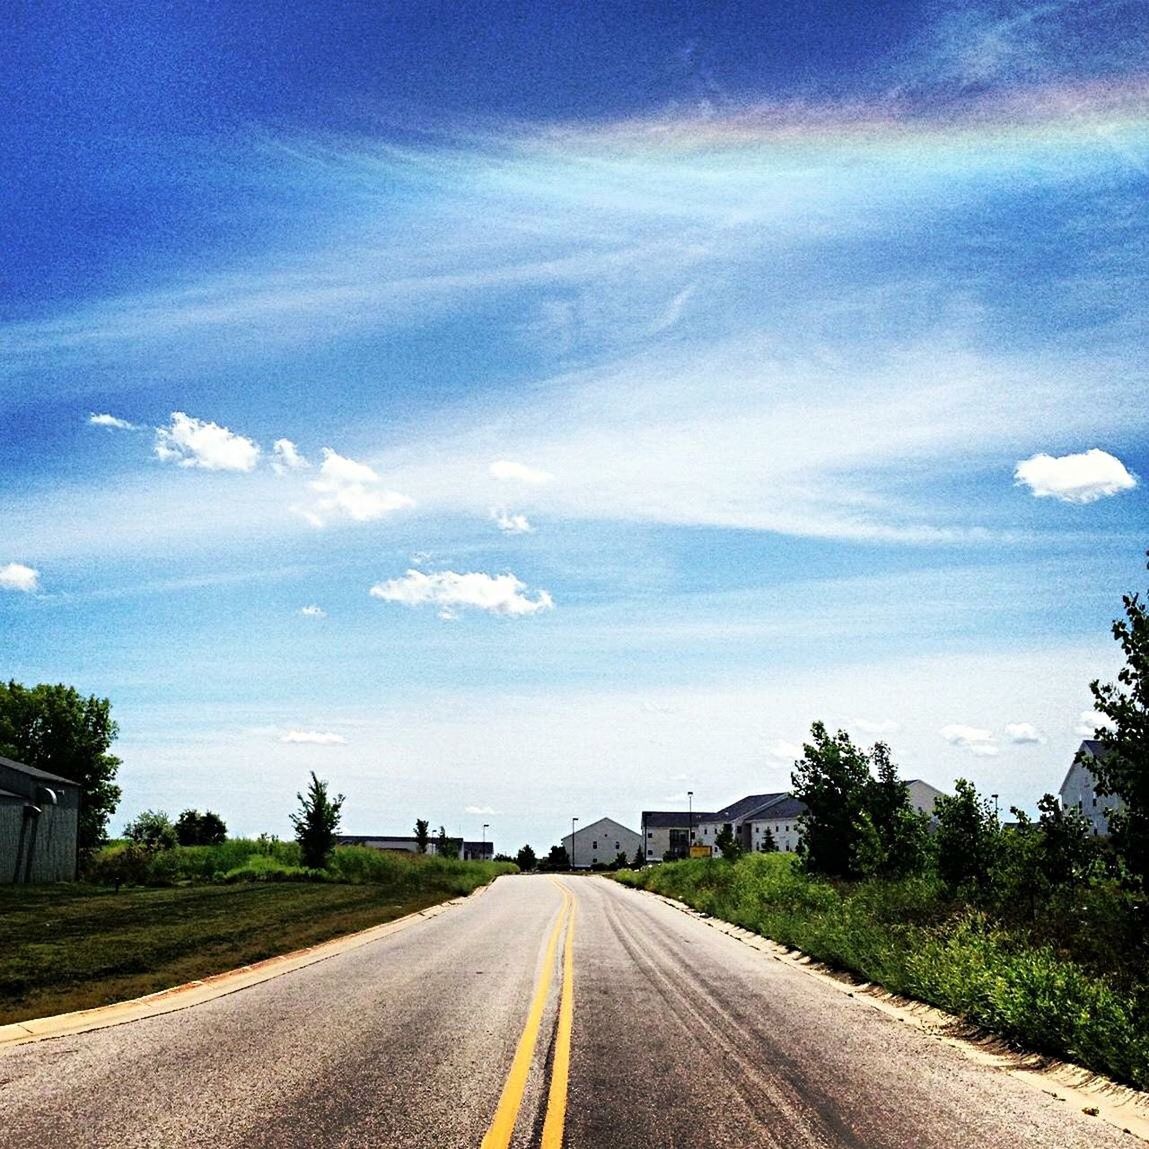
[615,855,1149,1090]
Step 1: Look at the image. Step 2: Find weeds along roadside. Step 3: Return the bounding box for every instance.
[613,854,1149,1092]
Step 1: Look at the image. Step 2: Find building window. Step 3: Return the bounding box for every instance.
[592,840,597,849]
[615,841,620,849]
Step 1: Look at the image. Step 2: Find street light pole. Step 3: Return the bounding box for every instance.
[991,794,1000,822]
[687,790,694,858]
[482,822,489,859]
[571,816,578,871]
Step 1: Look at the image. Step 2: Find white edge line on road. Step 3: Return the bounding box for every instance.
[624,882,1149,1145]
[0,881,497,1050]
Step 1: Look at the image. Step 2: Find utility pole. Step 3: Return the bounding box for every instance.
[687,790,694,859]
[571,816,578,871]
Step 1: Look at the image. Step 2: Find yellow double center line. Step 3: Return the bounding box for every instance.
[482,880,576,1149]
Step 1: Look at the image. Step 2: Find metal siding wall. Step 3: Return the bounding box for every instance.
[0,763,80,883]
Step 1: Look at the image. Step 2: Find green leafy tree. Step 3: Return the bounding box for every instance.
[934,779,999,897]
[611,850,629,869]
[1035,793,1096,886]
[714,823,743,861]
[631,844,646,867]
[791,721,874,879]
[865,742,930,878]
[123,810,177,852]
[434,825,460,859]
[540,844,570,871]
[0,680,122,855]
[414,818,430,853]
[1085,552,1149,887]
[174,809,227,846]
[515,843,537,871]
[290,772,345,869]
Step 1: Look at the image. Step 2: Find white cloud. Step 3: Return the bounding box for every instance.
[299,605,326,618]
[1075,710,1115,737]
[154,412,261,472]
[89,413,140,430]
[853,718,900,735]
[370,569,555,619]
[1014,448,1137,504]
[272,438,309,474]
[1004,722,1044,745]
[465,805,497,815]
[766,739,803,762]
[494,509,534,534]
[490,460,554,485]
[306,448,414,525]
[280,730,347,745]
[940,723,999,756]
[0,563,39,592]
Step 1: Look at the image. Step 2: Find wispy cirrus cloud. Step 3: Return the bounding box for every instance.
[490,460,554,485]
[370,569,554,620]
[155,412,261,472]
[0,563,39,592]
[299,604,327,618]
[280,730,347,745]
[89,413,141,431]
[1014,448,1137,504]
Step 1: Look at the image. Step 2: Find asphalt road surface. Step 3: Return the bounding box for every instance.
[0,875,1138,1148]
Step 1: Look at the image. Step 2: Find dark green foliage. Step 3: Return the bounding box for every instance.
[934,779,998,897]
[434,825,461,859]
[611,851,629,869]
[515,843,537,871]
[1086,552,1149,888]
[791,722,875,879]
[0,680,122,854]
[540,844,570,871]
[123,810,178,852]
[714,823,742,861]
[631,844,645,867]
[866,742,930,878]
[758,825,778,853]
[175,809,227,846]
[414,818,430,853]
[290,773,345,869]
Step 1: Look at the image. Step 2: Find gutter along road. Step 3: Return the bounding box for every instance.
[0,875,1140,1148]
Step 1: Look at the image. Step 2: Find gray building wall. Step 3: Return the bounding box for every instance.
[563,817,641,869]
[0,757,80,883]
[1060,743,1124,836]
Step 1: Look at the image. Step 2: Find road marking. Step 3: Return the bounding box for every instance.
[541,887,575,1149]
[481,882,573,1149]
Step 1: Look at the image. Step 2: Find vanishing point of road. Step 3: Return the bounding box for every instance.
[0,875,1140,1148]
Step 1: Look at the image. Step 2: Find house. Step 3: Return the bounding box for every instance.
[0,755,81,883]
[695,793,791,854]
[905,779,947,819]
[563,817,641,869]
[1060,740,1125,836]
[335,834,488,860]
[640,809,717,861]
[743,794,807,854]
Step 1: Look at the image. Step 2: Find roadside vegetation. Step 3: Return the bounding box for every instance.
[0,845,515,1025]
[617,559,1149,1090]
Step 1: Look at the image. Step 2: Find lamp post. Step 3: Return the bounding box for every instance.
[687,790,694,858]
[991,794,1000,822]
[482,822,489,859]
[571,816,578,871]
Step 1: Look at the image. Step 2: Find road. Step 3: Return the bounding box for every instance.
[0,875,1139,1148]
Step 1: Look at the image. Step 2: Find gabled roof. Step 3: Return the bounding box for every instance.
[641,810,718,828]
[568,816,639,838]
[0,755,79,788]
[1079,739,1108,758]
[745,795,806,821]
[706,792,788,823]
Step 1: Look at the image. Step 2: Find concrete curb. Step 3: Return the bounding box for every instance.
[0,883,492,1050]
[627,883,1149,1145]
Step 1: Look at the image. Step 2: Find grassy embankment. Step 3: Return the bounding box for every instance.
[0,840,515,1025]
[614,853,1149,1090]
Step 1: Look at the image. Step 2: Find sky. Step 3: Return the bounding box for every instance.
[2,0,1147,853]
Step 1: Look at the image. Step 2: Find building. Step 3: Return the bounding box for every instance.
[640,809,717,862]
[563,817,641,869]
[695,793,791,854]
[1060,740,1124,836]
[0,755,81,883]
[743,794,807,854]
[905,779,947,819]
[335,834,491,860]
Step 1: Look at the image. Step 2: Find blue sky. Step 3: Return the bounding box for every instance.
[3,0,1147,852]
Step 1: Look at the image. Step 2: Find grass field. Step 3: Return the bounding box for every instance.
[0,854,513,1025]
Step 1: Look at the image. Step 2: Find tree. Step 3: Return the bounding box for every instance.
[0,680,122,855]
[175,809,227,846]
[791,722,874,879]
[540,844,570,871]
[758,825,778,853]
[1034,793,1095,887]
[290,772,345,869]
[123,810,177,852]
[864,742,930,879]
[434,825,460,859]
[611,851,629,869]
[934,779,998,897]
[414,818,430,854]
[515,843,537,872]
[1086,551,1149,887]
[714,823,743,861]
[631,844,646,868]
